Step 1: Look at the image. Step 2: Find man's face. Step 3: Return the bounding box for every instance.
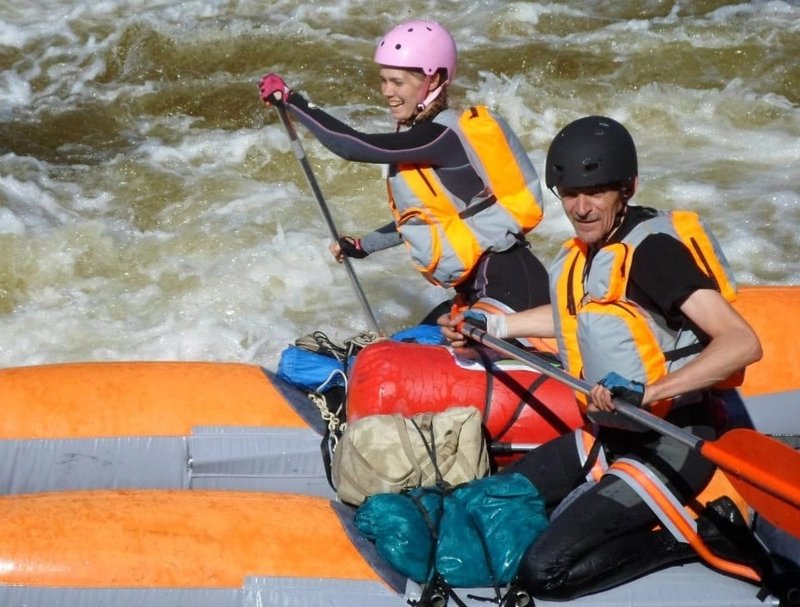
[558,186,626,246]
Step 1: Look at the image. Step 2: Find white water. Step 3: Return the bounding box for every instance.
[0,0,798,368]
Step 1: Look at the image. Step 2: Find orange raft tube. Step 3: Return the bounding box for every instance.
[0,488,777,607]
[0,362,335,496]
[732,286,800,400]
[0,490,379,589]
[0,361,310,440]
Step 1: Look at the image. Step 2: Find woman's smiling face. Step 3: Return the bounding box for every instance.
[378,67,428,122]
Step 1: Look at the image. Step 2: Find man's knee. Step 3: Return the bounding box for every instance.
[516,541,569,599]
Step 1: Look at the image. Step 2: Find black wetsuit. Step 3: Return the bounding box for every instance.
[505,206,751,599]
[284,95,550,319]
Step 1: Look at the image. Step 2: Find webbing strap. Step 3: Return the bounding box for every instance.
[574,425,607,484]
[458,195,496,220]
[608,457,761,582]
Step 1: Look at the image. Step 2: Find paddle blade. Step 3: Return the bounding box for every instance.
[702,429,800,540]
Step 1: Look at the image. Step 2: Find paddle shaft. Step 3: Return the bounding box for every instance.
[458,323,704,449]
[459,322,800,517]
[273,102,383,335]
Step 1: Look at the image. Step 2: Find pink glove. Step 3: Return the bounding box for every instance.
[259,73,291,105]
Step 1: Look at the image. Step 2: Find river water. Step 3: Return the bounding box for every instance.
[0,0,798,369]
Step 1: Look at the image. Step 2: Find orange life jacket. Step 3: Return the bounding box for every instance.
[387,106,543,288]
[550,210,742,424]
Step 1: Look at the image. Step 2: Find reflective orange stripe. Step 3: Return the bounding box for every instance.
[551,242,587,407]
[392,165,483,280]
[609,459,760,582]
[672,211,737,302]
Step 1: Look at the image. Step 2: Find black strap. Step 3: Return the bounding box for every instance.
[664,341,704,362]
[406,490,471,607]
[321,429,336,490]
[466,582,532,606]
[319,388,347,492]
[463,502,503,603]
[459,195,497,220]
[406,490,461,607]
[409,572,470,607]
[411,418,448,488]
[472,347,496,427]
[493,374,548,442]
[575,431,604,489]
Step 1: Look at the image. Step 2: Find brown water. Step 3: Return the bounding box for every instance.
[0,0,798,367]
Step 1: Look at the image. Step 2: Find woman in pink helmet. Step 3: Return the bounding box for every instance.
[259,20,550,323]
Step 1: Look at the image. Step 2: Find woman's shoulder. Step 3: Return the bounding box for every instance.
[430,108,460,126]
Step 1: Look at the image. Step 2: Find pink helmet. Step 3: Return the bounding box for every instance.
[374,20,457,82]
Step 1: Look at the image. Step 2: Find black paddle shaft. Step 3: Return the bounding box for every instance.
[274,102,383,335]
[459,322,704,450]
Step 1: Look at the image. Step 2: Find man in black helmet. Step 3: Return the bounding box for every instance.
[440,116,770,599]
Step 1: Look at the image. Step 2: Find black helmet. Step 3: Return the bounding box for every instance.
[545,115,638,191]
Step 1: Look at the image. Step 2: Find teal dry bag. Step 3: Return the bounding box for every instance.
[354,472,548,588]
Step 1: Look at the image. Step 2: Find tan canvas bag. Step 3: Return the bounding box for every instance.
[332,406,490,506]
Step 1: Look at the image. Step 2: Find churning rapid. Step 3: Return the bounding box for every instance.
[0,0,798,368]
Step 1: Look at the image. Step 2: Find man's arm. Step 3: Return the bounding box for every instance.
[438,304,555,348]
[590,289,762,410]
[646,288,762,402]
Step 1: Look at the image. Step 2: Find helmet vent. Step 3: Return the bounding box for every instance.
[582,158,599,171]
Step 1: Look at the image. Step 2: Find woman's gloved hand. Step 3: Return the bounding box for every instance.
[259,73,291,105]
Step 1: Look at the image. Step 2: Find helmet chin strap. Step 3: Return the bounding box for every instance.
[603,202,629,244]
[398,76,448,127]
[415,76,447,112]
[592,202,629,252]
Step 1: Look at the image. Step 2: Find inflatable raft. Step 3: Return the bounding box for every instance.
[1,286,797,497]
[0,286,798,606]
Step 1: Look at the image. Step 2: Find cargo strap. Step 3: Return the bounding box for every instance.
[294,329,382,492]
[608,457,761,582]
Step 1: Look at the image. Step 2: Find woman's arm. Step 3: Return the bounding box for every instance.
[287,94,467,166]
